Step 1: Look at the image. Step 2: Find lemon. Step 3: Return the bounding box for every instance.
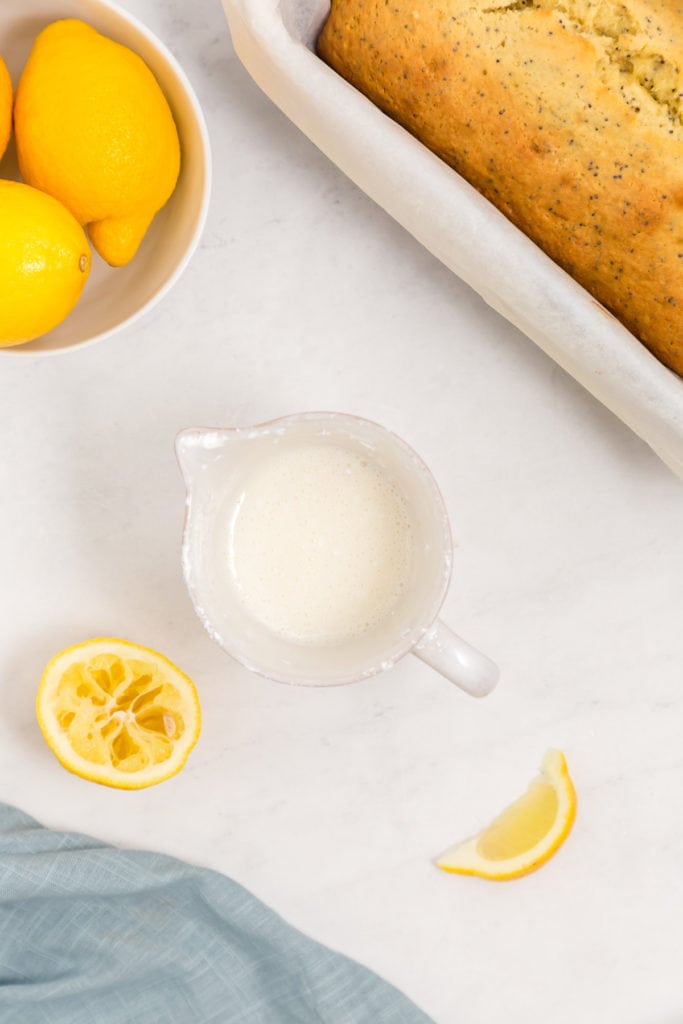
[0,55,11,160]
[36,638,201,789]
[14,19,181,267]
[0,181,91,347]
[436,750,576,880]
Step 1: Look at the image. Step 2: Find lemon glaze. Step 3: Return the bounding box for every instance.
[227,443,415,645]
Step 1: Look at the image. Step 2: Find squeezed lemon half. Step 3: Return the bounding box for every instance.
[436,750,576,880]
[36,638,201,789]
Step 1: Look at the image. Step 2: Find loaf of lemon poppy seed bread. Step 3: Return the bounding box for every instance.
[317,0,683,377]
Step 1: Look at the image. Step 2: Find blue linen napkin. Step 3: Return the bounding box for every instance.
[0,802,434,1024]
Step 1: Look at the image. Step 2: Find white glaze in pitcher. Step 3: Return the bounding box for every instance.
[176,412,499,696]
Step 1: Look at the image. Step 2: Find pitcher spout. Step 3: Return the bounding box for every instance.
[175,426,242,490]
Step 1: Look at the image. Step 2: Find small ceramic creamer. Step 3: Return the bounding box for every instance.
[176,412,499,696]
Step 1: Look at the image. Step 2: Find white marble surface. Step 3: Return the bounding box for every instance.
[2,1,683,1021]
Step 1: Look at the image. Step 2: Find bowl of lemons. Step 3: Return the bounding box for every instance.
[0,0,211,355]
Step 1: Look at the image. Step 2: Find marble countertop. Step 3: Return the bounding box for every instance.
[2,1,683,1021]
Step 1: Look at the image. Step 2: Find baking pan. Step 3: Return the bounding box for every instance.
[222,0,683,478]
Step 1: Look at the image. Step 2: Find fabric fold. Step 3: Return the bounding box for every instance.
[0,802,434,1024]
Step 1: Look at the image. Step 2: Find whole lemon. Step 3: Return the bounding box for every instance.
[14,19,180,267]
[0,180,91,347]
[0,55,11,160]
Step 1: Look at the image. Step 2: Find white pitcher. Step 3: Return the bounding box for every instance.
[176,412,499,697]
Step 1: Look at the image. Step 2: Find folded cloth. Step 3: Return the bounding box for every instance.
[0,802,434,1024]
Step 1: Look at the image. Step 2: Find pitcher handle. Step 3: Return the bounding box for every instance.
[413,619,499,697]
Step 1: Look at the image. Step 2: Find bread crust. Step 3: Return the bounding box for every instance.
[318,0,683,376]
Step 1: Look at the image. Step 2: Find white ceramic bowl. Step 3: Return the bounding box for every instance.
[0,0,211,356]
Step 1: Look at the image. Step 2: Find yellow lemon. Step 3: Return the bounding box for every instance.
[0,55,11,160]
[0,180,91,347]
[14,19,181,267]
[36,638,201,790]
[436,750,576,880]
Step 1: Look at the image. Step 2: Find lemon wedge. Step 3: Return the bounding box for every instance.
[36,638,201,789]
[436,750,576,879]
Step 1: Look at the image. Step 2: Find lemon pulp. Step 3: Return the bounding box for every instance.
[36,638,201,789]
[436,750,576,880]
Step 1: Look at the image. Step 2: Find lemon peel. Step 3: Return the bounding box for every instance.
[0,54,11,160]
